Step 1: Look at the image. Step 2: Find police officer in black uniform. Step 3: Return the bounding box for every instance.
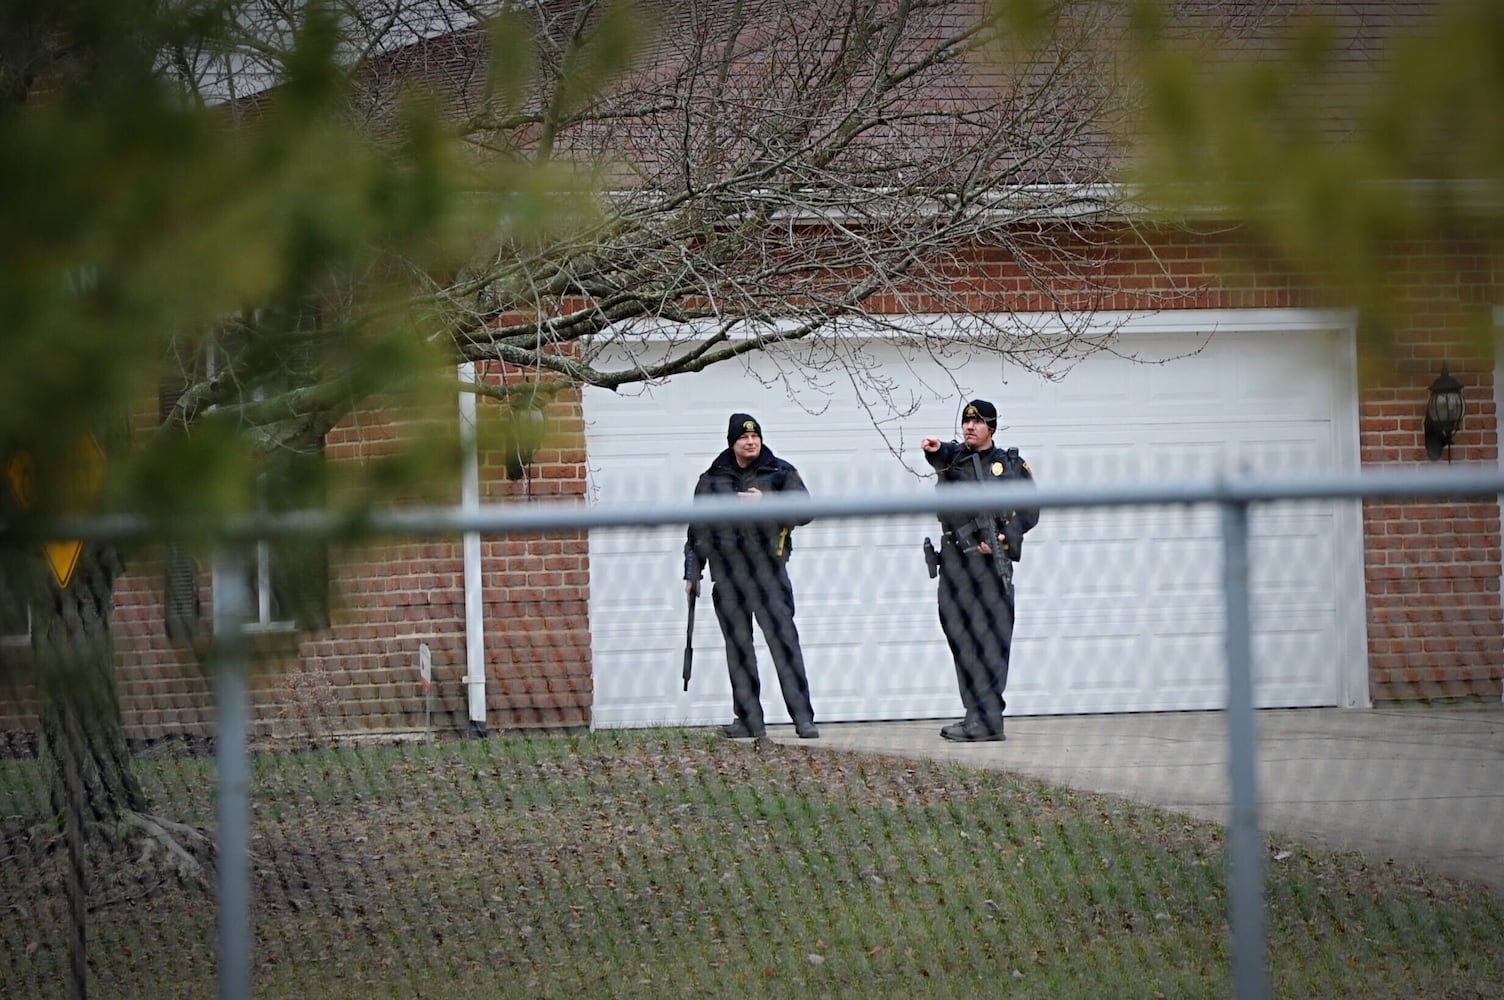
[921,399,1038,742]
[684,413,819,740]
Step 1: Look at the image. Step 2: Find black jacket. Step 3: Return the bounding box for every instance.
[925,440,1039,561]
[683,444,811,581]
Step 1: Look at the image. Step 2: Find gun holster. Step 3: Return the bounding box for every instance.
[922,537,939,579]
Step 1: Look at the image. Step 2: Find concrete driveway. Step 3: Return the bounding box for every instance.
[774,705,1504,892]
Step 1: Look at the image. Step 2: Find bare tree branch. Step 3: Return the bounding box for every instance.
[407,0,1202,409]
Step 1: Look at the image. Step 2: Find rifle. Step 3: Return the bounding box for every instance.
[962,451,1023,573]
[682,586,697,691]
[952,515,1010,577]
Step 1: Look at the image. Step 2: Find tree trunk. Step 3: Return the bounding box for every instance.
[34,543,149,837]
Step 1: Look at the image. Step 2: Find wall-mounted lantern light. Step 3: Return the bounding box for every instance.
[1424,364,1465,462]
[505,405,547,480]
[502,394,549,480]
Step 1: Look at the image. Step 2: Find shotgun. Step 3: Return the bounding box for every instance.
[682,587,697,691]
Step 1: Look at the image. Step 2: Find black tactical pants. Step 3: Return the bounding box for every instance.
[937,543,1015,725]
[710,561,814,730]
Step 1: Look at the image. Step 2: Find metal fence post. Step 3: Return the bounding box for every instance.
[1222,498,1268,999]
[211,545,251,1000]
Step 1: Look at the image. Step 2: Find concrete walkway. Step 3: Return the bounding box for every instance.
[772,705,1504,892]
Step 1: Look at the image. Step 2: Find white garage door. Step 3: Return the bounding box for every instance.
[584,310,1367,728]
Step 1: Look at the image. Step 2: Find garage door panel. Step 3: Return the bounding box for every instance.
[1149,443,1226,478]
[802,604,937,632]
[1031,638,1147,693]
[593,526,682,553]
[810,637,945,684]
[807,640,959,723]
[1239,437,1329,473]
[1062,665,1144,698]
[1057,374,1136,404]
[801,617,936,649]
[1145,357,1224,404]
[1253,659,1331,705]
[1051,443,1149,481]
[1045,553,1142,599]
[1256,589,1335,614]
[1259,645,1334,689]
[1257,573,1338,605]
[1234,341,1336,413]
[1231,366,1317,409]
[798,520,933,554]
[584,321,1359,725]
[797,570,931,609]
[589,590,678,626]
[592,648,714,727]
[816,695,960,722]
[589,542,688,622]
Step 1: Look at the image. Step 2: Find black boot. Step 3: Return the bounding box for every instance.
[719,720,766,739]
[939,711,981,740]
[940,717,1005,743]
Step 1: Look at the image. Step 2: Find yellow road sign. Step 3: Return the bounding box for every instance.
[43,541,85,591]
[4,435,106,589]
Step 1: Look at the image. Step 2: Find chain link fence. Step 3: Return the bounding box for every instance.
[2,470,1503,999]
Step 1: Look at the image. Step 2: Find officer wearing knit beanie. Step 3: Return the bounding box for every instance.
[960,399,997,431]
[920,398,1038,743]
[727,412,762,446]
[684,412,818,740]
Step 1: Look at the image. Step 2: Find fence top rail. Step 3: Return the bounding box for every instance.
[6,464,1503,544]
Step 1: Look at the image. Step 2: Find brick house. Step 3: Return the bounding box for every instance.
[1,0,1498,746]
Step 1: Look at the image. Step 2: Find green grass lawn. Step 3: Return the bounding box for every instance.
[2,729,1500,999]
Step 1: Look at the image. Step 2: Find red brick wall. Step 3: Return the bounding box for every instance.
[1352,278,1501,702]
[0,368,591,745]
[268,374,594,738]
